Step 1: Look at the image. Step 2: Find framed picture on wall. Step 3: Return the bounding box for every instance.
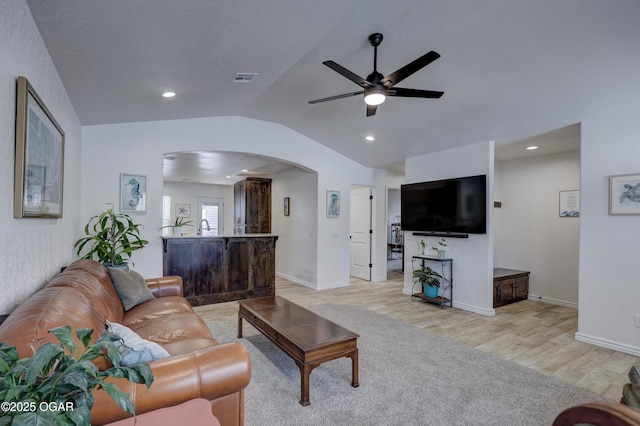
[284,197,290,216]
[559,190,580,217]
[609,173,640,215]
[326,190,340,218]
[14,76,65,218]
[120,173,146,213]
[176,204,191,217]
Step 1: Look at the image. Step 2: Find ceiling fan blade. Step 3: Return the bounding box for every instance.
[380,51,440,88]
[308,91,364,104]
[323,61,373,88]
[366,104,378,117]
[388,87,444,98]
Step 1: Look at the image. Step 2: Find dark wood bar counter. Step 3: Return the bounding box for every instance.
[162,235,278,306]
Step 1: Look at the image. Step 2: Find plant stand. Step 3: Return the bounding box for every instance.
[411,255,453,308]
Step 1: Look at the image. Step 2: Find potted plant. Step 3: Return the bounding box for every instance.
[0,326,154,425]
[74,205,148,268]
[157,217,193,237]
[412,265,443,298]
[431,237,447,259]
[417,239,426,255]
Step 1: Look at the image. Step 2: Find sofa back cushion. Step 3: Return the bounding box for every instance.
[0,286,111,368]
[47,260,125,321]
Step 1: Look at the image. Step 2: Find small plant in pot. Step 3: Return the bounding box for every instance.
[413,265,443,298]
[431,237,448,259]
[157,217,193,237]
[74,204,148,268]
[0,326,154,425]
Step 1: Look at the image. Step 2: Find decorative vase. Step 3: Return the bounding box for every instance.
[103,262,129,270]
[437,249,446,259]
[172,227,182,237]
[424,283,439,298]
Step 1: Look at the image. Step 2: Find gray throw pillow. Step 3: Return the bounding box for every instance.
[106,320,170,366]
[107,267,155,311]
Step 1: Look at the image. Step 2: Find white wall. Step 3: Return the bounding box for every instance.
[162,181,234,236]
[404,141,495,315]
[494,150,580,306]
[577,99,640,355]
[0,1,82,314]
[272,168,318,286]
[81,116,387,288]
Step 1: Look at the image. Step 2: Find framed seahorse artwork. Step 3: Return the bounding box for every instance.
[120,173,146,213]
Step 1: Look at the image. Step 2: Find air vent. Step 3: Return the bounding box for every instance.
[231,73,258,83]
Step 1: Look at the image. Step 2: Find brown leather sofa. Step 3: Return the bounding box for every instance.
[0,259,250,425]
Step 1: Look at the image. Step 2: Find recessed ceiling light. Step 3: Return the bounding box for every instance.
[365,135,375,141]
[241,169,248,172]
[226,175,232,179]
[526,145,539,150]
[162,91,176,98]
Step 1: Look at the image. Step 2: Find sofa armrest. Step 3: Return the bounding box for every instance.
[145,276,183,297]
[90,342,251,425]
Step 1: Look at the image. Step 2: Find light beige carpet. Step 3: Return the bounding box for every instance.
[208,303,611,425]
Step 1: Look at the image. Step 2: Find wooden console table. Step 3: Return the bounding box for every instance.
[238,296,359,406]
[493,268,530,308]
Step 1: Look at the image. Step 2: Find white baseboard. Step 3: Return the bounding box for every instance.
[452,301,496,316]
[276,272,314,289]
[528,294,578,309]
[575,332,640,357]
[276,272,348,291]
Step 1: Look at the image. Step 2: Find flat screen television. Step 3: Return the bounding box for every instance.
[401,175,487,235]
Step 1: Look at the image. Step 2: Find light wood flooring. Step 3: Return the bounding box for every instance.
[194,270,640,401]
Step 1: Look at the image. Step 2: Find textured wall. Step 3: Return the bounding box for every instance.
[0,1,82,314]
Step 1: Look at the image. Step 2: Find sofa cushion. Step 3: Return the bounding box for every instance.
[106,321,170,366]
[163,338,219,356]
[107,268,155,311]
[128,313,214,344]
[123,296,196,326]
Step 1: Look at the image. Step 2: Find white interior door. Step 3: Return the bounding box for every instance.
[350,187,372,280]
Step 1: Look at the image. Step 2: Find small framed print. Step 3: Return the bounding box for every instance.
[284,197,290,216]
[176,203,191,218]
[120,173,146,213]
[326,190,340,218]
[559,190,580,217]
[609,173,640,215]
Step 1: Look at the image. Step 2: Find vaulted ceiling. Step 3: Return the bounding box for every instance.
[25,0,639,175]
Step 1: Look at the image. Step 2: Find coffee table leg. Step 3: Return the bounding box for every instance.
[298,362,312,406]
[237,315,243,338]
[351,349,359,388]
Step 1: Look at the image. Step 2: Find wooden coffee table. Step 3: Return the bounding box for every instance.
[238,296,359,406]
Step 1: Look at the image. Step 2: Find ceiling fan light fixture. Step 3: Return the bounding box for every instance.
[364,88,385,106]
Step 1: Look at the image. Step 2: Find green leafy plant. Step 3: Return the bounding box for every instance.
[431,237,447,254]
[157,217,193,231]
[0,326,154,425]
[74,205,148,266]
[412,265,443,288]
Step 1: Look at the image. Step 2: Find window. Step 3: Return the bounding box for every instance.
[198,197,223,236]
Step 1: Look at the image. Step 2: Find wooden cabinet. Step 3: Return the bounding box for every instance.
[163,236,277,306]
[234,177,271,234]
[493,268,530,308]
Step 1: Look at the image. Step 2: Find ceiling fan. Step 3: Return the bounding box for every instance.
[308,33,444,117]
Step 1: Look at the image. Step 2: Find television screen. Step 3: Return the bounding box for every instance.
[401,175,487,234]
